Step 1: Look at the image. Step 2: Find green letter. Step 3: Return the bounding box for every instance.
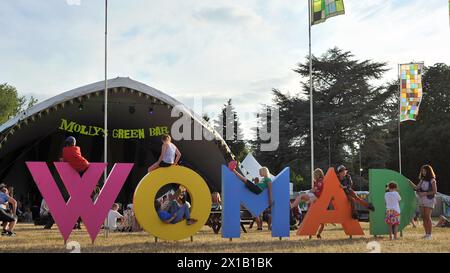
[369,169,416,235]
[59,119,75,133]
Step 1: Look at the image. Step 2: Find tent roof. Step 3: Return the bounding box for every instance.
[0,77,224,147]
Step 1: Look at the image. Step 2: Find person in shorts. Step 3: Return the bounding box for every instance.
[410,165,438,239]
[0,184,18,237]
[148,134,181,173]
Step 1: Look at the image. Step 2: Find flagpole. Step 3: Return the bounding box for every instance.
[104,0,109,238]
[398,64,402,175]
[308,0,314,188]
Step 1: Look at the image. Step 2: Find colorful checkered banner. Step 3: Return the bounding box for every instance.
[311,0,345,25]
[399,63,424,122]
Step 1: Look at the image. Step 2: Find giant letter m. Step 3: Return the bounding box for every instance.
[221,166,290,238]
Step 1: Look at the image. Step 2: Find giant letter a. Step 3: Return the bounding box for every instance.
[298,168,364,236]
[26,162,133,242]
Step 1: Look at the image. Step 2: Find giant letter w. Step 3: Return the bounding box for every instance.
[26,162,133,242]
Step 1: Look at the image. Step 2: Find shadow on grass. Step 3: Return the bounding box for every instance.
[10,236,371,253]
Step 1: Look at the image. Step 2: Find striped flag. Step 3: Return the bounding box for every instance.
[311,0,345,25]
[399,63,424,122]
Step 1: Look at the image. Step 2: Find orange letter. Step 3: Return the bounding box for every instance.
[298,168,364,236]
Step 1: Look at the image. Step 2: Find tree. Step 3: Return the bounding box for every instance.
[253,48,397,188]
[214,99,248,161]
[0,83,37,125]
[386,64,450,194]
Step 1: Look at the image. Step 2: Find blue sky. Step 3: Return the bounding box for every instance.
[1,0,449,138]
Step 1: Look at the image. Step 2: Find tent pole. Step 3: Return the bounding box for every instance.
[308,0,314,188]
[398,64,402,175]
[104,0,109,238]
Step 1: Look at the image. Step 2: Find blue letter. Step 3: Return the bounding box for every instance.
[221,165,290,238]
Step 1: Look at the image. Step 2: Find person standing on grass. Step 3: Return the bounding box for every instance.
[385,182,401,240]
[148,134,181,173]
[409,165,437,240]
[0,184,18,237]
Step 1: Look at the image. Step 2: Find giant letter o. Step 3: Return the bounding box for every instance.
[133,165,211,241]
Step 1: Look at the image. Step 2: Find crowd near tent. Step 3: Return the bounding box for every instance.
[0,77,234,205]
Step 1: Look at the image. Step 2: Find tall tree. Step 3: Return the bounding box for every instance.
[214,99,248,161]
[253,48,397,189]
[0,83,37,125]
[386,64,450,194]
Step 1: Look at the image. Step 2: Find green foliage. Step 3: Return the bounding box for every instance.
[252,48,396,188]
[0,83,37,125]
[215,99,248,161]
[386,63,450,194]
[251,48,449,194]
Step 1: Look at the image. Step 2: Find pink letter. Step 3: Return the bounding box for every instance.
[26,162,133,242]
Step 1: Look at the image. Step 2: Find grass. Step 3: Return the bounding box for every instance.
[1,222,449,253]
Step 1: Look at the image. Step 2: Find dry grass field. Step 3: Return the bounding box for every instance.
[1,222,449,253]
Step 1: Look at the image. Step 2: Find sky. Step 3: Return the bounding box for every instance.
[1,0,449,139]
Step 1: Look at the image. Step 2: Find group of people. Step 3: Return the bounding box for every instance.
[155,187,197,226]
[0,183,18,237]
[145,134,198,226]
[105,203,140,232]
[225,163,374,236]
[1,132,448,241]
[222,159,445,241]
[381,165,440,240]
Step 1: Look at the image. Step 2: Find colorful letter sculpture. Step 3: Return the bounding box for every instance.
[298,168,364,236]
[369,169,416,235]
[26,162,134,242]
[133,165,211,241]
[221,166,290,238]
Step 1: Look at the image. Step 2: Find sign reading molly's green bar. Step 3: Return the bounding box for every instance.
[58,118,169,139]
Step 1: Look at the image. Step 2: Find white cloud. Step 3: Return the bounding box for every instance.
[0,0,449,139]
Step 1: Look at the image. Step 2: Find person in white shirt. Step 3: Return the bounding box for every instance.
[40,198,55,229]
[384,182,401,240]
[147,134,181,173]
[105,203,124,231]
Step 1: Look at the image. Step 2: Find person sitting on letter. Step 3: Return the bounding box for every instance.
[61,136,90,174]
[156,189,197,225]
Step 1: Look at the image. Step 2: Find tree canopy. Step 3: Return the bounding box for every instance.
[215,99,248,161]
[0,83,37,125]
[251,48,450,194]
